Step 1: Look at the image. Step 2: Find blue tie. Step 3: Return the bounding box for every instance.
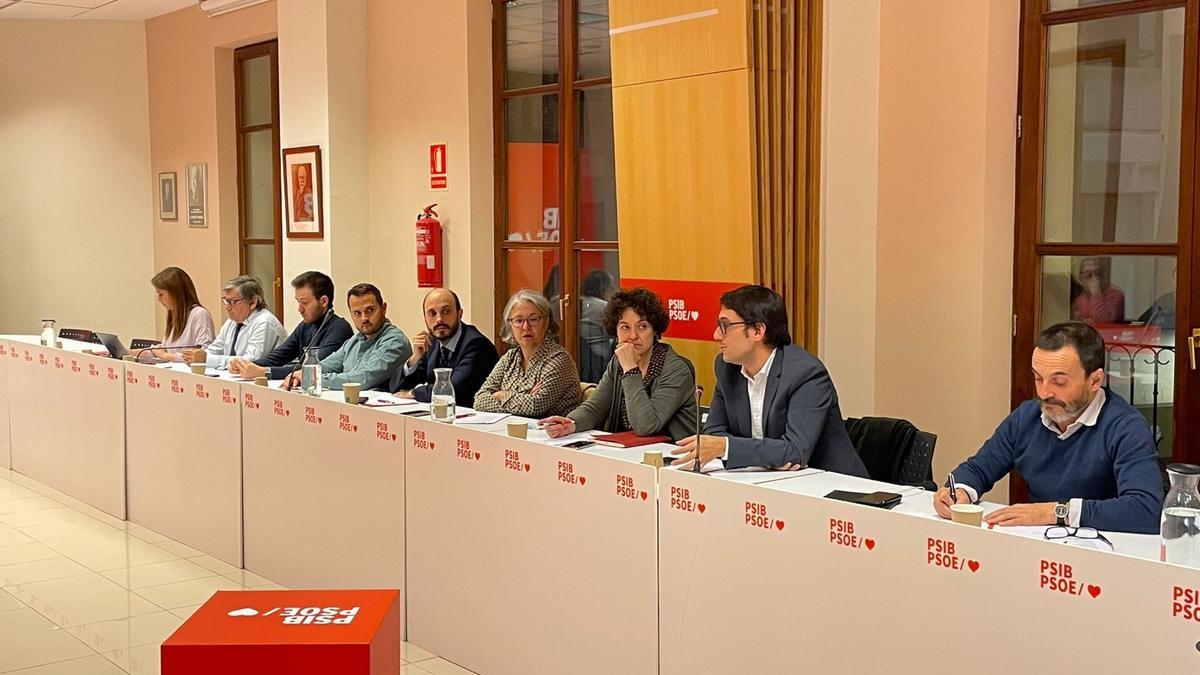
[229,323,244,356]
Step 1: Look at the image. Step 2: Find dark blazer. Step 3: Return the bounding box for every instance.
[706,345,867,476]
[253,311,353,380]
[390,323,499,406]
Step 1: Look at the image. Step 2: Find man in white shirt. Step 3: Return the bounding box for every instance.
[670,285,867,476]
[183,275,287,370]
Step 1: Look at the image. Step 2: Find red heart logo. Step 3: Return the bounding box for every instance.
[524,463,530,472]
[285,410,290,416]
[579,476,586,485]
[391,434,397,441]
[775,520,786,531]
[697,503,706,513]
[352,425,358,432]
[1088,585,1101,598]
[968,560,979,573]
[430,442,436,449]
[864,538,875,550]
[639,491,648,501]
[474,452,480,460]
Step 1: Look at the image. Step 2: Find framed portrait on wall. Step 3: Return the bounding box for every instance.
[158,172,177,221]
[282,145,323,239]
[185,162,207,227]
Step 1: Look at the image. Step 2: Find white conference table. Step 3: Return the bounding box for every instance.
[658,468,1200,673]
[405,415,660,675]
[0,337,127,517]
[240,384,407,598]
[4,335,1200,674]
[124,361,245,565]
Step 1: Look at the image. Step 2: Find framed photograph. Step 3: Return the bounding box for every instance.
[283,145,323,239]
[185,162,207,227]
[158,172,177,221]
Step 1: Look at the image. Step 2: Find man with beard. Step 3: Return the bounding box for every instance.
[934,321,1162,534]
[282,283,410,391]
[390,288,498,406]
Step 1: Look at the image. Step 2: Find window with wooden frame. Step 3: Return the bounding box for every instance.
[234,40,283,316]
[493,0,619,381]
[1013,0,1200,491]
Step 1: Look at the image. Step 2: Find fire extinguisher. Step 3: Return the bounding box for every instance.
[415,203,442,288]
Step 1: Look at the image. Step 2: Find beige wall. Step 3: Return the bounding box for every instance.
[820,0,881,417]
[145,2,277,336]
[0,20,155,339]
[365,0,496,334]
[823,0,1019,502]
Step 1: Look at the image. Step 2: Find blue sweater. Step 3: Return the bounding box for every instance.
[952,391,1163,534]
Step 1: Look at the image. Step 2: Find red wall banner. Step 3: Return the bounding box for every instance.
[620,278,746,342]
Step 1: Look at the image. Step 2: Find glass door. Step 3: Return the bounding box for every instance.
[1014,0,1199,483]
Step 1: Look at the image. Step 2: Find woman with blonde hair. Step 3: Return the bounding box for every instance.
[149,266,215,361]
[473,289,582,418]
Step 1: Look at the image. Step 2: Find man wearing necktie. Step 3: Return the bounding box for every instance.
[391,288,499,407]
[182,275,287,370]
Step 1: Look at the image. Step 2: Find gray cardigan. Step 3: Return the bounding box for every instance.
[567,345,699,441]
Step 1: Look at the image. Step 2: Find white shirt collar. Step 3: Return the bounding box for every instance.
[741,347,778,386]
[1041,388,1106,441]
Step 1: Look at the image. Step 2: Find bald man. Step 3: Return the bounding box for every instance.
[390,289,499,406]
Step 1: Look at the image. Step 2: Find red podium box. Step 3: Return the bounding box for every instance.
[162,589,400,674]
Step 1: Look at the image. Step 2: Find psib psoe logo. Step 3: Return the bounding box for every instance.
[227,606,360,624]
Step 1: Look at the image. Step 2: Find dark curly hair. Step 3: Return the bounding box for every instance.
[602,288,669,338]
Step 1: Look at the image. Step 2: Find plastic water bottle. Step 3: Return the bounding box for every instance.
[430,367,456,423]
[300,347,323,397]
[1161,463,1200,567]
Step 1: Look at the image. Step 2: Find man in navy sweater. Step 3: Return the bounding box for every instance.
[935,321,1163,534]
[229,271,353,381]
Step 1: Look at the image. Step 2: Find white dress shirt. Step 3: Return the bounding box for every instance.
[957,388,1107,528]
[721,348,779,460]
[204,307,288,370]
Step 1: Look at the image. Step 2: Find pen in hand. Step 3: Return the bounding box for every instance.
[947,472,958,505]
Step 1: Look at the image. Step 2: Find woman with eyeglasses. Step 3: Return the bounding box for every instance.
[148,266,216,361]
[540,288,698,441]
[473,289,582,418]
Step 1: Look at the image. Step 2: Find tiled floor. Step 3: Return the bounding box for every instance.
[0,466,472,674]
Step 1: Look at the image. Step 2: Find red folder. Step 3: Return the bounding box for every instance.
[592,431,671,448]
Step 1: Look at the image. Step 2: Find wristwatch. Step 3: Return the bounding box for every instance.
[1054,501,1069,527]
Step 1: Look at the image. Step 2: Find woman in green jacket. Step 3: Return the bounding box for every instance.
[540,288,698,441]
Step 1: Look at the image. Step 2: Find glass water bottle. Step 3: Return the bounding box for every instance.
[430,367,456,423]
[40,319,56,347]
[1161,463,1200,567]
[300,346,323,398]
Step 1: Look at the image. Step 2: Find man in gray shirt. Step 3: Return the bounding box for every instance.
[283,283,410,391]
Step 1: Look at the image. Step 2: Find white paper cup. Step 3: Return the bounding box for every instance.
[950,503,984,527]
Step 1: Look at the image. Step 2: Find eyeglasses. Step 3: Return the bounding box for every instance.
[222,297,246,308]
[508,315,543,328]
[1044,526,1113,550]
[716,320,751,336]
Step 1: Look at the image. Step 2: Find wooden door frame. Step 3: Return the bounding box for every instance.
[1012,0,1199,502]
[491,0,618,353]
[234,40,284,316]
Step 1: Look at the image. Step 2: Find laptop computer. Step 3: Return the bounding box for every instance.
[95,333,164,363]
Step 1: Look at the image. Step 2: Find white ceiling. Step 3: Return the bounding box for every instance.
[0,0,194,20]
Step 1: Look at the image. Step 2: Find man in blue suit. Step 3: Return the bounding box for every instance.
[671,285,867,476]
[391,288,499,407]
